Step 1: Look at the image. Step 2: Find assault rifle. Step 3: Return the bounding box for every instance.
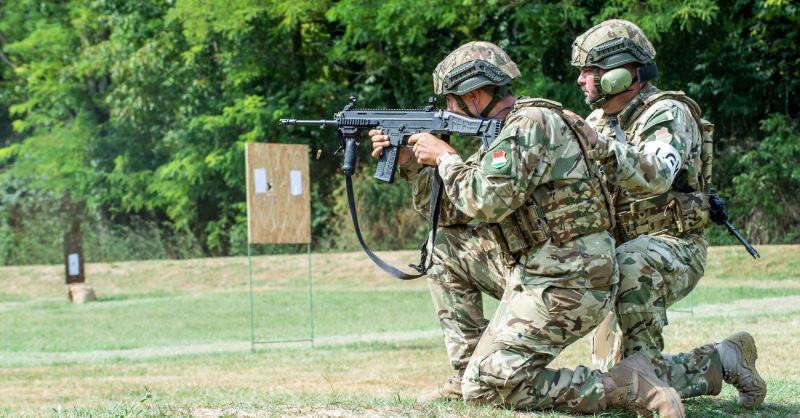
[280,96,502,183]
[280,97,503,280]
[708,188,760,259]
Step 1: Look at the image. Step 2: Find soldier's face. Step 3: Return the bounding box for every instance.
[445,95,461,114]
[577,67,602,105]
[445,91,484,117]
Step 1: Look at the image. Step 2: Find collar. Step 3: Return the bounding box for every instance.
[605,84,661,128]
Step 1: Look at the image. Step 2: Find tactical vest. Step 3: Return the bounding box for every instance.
[489,98,615,260]
[610,91,714,243]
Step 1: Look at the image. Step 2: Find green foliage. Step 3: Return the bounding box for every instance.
[0,0,797,264]
[732,114,800,243]
[329,165,427,252]
[0,189,203,265]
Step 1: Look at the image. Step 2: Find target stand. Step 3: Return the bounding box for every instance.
[245,143,314,351]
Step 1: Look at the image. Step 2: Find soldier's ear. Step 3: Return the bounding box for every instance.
[465,89,481,103]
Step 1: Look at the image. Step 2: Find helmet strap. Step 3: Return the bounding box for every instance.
[590,67,609,109]
[478,85,512,119]
[452,94,476,118]
[453,85,513,119]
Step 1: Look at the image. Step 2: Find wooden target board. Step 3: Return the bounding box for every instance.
[245,143,311,244]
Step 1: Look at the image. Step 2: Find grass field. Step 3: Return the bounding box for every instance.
[1,245,799,417]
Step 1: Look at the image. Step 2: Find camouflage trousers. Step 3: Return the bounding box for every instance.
[591,233,723,398]
[427,224,618,412]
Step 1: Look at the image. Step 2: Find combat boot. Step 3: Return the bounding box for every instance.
[716,331,767,409]
[417,371,463,403]
[603,352,684,418]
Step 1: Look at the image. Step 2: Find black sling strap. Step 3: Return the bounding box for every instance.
[345,171,444,281]
[609,116,627,143]
[409,171,444,275]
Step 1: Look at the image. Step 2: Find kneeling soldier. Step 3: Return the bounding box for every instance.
[572,19,766,408]
[371,41,684,417]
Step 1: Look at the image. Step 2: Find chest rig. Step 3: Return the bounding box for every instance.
[488,98,615,262]
[599,91,714,243]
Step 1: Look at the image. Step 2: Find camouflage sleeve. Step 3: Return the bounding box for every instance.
[592,101,696,196]
[436,108,551,222]
[398,159,472,226]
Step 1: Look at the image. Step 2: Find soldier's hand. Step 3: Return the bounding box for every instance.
[408,133,456,166]
[562,109,598,146]
[369,129,413,165]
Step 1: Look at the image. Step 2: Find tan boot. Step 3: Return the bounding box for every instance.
[417,372,463,403]
[603,352,685,418]
[716,331,767,409]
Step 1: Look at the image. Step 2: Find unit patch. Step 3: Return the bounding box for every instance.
[491,150,508,168]
[483,141,513,177]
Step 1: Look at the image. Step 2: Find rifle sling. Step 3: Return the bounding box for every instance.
[345,174,442,280]
[410,171,444,275]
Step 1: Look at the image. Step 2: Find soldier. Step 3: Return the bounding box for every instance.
[370,41,683,417]
[571,19,767,408]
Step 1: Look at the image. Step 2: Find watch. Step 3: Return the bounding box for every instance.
[436,150,458,165]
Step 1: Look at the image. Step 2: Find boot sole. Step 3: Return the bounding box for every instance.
[728,331,767,409]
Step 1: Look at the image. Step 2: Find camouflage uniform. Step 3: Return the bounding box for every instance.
[584,85,721,398]
[400,95,619,411]
[573,20,722,399]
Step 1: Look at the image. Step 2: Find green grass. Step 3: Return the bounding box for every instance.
[4,283,795,353]
[0,289,439,352]
[1,245,799,416]
[670,285,800,310]
[0,292,29,302]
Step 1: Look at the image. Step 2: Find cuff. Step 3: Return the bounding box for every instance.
[437,153,464,178]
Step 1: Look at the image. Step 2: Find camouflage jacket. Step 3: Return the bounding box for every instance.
[585,84,709,246]
[401,97,606,223]
[586,84,704,208]
[400,98,616,288]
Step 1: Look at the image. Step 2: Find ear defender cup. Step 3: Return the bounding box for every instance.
[600,68,633,94]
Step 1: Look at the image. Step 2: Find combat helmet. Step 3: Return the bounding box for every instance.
[571,20,659,108]
[432,41,520,118]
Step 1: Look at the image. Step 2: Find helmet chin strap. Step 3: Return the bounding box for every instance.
[452,94,477,118]
[453,85,513,119]
[589,67,609,109]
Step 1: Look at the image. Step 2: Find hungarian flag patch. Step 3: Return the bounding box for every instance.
[491,150,508,168]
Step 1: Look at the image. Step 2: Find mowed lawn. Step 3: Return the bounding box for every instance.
[1,246,799,417]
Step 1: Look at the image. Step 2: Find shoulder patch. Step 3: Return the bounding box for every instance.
[482,140,514,177]
[491,150,508,168]
[643,140,682,176]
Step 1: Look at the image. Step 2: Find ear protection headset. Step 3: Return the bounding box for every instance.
[597,63,659,94]
[599,68,634,94]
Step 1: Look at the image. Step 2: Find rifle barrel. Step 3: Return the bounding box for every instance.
[724,220,761,259]
[279,119,337,126]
